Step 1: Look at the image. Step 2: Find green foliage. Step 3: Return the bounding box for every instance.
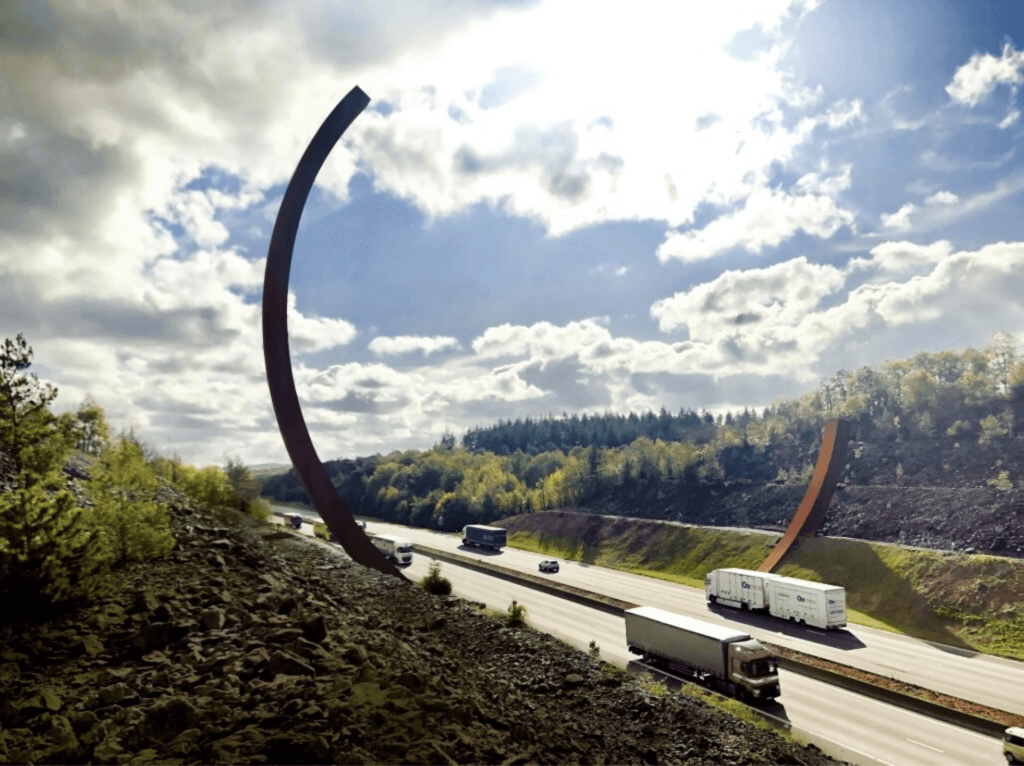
[84,440,175,566]
[636,671,668,697]
[223,454,263,517]
[248,496,272,522]
[175,463,233,508]
[506,598,527,627]
[988,470,1013,491]
[421,561,453,595]
[978,414,1008,445]
[946,419,971,436]
[0,335,111,616]
[74,396,110,456]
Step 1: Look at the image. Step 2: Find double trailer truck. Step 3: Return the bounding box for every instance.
[705,568,847,630]
[461,524,507,551]
[370,534,414,566]
[625,606,780,705]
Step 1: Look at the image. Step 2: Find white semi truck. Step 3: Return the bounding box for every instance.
[461,524,507,551]
[625,606,780,705]
[370,534,414,566]
[705,568,847,630]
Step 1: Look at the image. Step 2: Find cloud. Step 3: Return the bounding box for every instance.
[924,190,958,205]
[368,335,461,356]
[848,240,953,273]
[825,99,866,129]
[350,0,838,238]
[946,43,1024,107]
[650,256,846,337]
[880,203,915,231]
[656,175,855,263]
[999,108,1021,129]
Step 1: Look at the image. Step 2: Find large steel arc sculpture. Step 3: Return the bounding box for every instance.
[262,86,407,580]
[757,419,852,573]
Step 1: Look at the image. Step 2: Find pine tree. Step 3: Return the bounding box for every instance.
[0,335,111,619]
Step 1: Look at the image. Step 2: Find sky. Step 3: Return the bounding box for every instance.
[4,0,1024,469]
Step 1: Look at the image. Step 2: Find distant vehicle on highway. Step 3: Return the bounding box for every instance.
[1005,727,1024,763]
[704,568,847,630]
[370,534,413,566]
[462,524,507,551]
[282,513,303,530]
[538,560,560,573]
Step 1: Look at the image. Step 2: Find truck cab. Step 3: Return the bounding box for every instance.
[728,640,781,703]
[370,534,414,566]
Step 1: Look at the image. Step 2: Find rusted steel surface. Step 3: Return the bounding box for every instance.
[757,419,852,573]
[262,86,406,580]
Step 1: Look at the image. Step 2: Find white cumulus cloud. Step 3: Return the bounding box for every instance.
[946,43,1024,107]
[368,335,461,356]
[881,203,915,231]
[925,190,959,205]
[657,179,855,263]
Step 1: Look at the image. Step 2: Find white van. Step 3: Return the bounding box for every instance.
[370,534,413,566]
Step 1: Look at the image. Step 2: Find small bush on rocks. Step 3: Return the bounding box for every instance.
[507,598,528,627]
[421,561,452,595]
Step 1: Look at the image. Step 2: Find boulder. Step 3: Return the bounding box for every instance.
[140,697,200,744]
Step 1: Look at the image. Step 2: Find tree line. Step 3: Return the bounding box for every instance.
[262,331,1024,531]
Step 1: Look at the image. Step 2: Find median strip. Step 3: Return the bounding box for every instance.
[414,542,1022,737]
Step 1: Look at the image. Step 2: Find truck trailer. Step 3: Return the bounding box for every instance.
[461,524,507,551]
[705,568,847,630]
[370,534,414,566]
[703,568,781,611]
[624,606,780,704]
[766,577,846,629]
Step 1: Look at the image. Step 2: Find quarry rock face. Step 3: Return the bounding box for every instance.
[0,474,841,765]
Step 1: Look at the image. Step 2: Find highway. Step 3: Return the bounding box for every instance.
[267,507,1010,765]
[303,511,1024,717]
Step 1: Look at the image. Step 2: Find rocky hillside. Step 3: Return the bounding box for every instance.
[589,427,1024,558]
[0,461,842,765]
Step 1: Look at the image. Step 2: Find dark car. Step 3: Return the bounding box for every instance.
[539,560,559,573]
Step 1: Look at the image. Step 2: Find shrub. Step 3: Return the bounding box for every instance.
[988,471,1013,491]
[637,671,668,697]
[421,561,452,595]
[979,415,1008,445]
[507,598,528,627]
[946,419,971,437]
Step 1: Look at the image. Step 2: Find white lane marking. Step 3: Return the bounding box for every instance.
[795,724,896,766]
[905,737,943,753]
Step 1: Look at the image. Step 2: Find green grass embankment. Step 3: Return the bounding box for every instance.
[502,512,1024,661]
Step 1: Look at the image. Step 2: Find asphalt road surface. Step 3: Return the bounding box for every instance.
[328,514,1024,717]
[268,508,1009,765]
